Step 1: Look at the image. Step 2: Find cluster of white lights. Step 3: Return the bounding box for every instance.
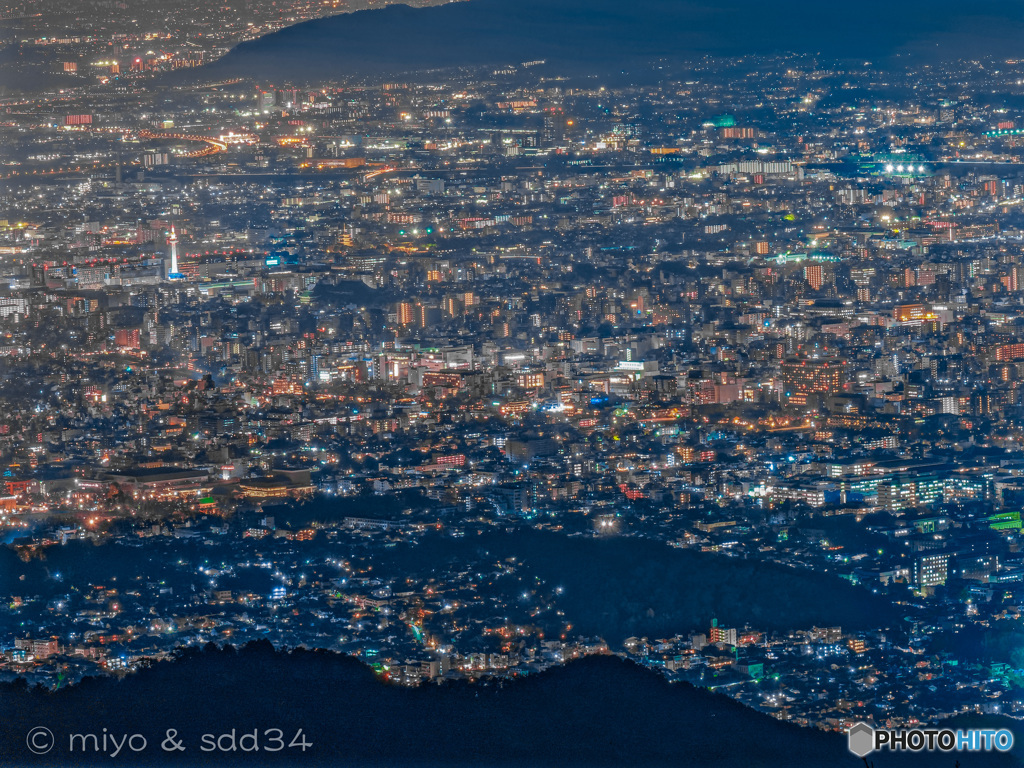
[884,164,926,174]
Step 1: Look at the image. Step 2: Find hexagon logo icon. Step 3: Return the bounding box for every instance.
[848,722,875,757]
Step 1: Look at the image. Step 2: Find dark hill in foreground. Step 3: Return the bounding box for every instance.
[1,642,1011,768]
[189,0,1024,84]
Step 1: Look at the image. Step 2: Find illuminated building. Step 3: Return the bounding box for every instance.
[804,264,824,291]
[894,303,927,322]
[708,619,737,647]
[780,359,847,398]
[397,302,416,326]
[912,553,949,588]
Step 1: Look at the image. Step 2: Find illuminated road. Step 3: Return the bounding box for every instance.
[137,130,228,158]
[0,128,250,181]
[0,158,140,181]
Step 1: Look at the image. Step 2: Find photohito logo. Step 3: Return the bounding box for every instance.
[847,722,1014,756]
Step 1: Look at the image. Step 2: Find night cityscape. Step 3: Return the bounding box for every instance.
[4,1,1024,765]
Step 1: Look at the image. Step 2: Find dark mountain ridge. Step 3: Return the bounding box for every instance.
[2,642,1012,767]
[188,0,1024,84]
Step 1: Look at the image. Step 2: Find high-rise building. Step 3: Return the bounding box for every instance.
[397,302,415,326]
[804,264,824,291]
[780,359,847,397]
[114,328,141,349]
[708,619,737,647]
[912,552,949,588]
[542,107,568,146]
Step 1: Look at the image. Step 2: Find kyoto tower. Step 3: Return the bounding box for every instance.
[167,226,182,279]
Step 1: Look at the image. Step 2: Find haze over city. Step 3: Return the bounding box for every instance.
[4,1,1024,766]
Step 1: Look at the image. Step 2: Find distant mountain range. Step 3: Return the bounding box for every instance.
[189,0,1024,83]
[4,642,1013,767]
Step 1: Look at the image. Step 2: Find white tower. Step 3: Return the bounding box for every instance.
[168,226,179,277]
